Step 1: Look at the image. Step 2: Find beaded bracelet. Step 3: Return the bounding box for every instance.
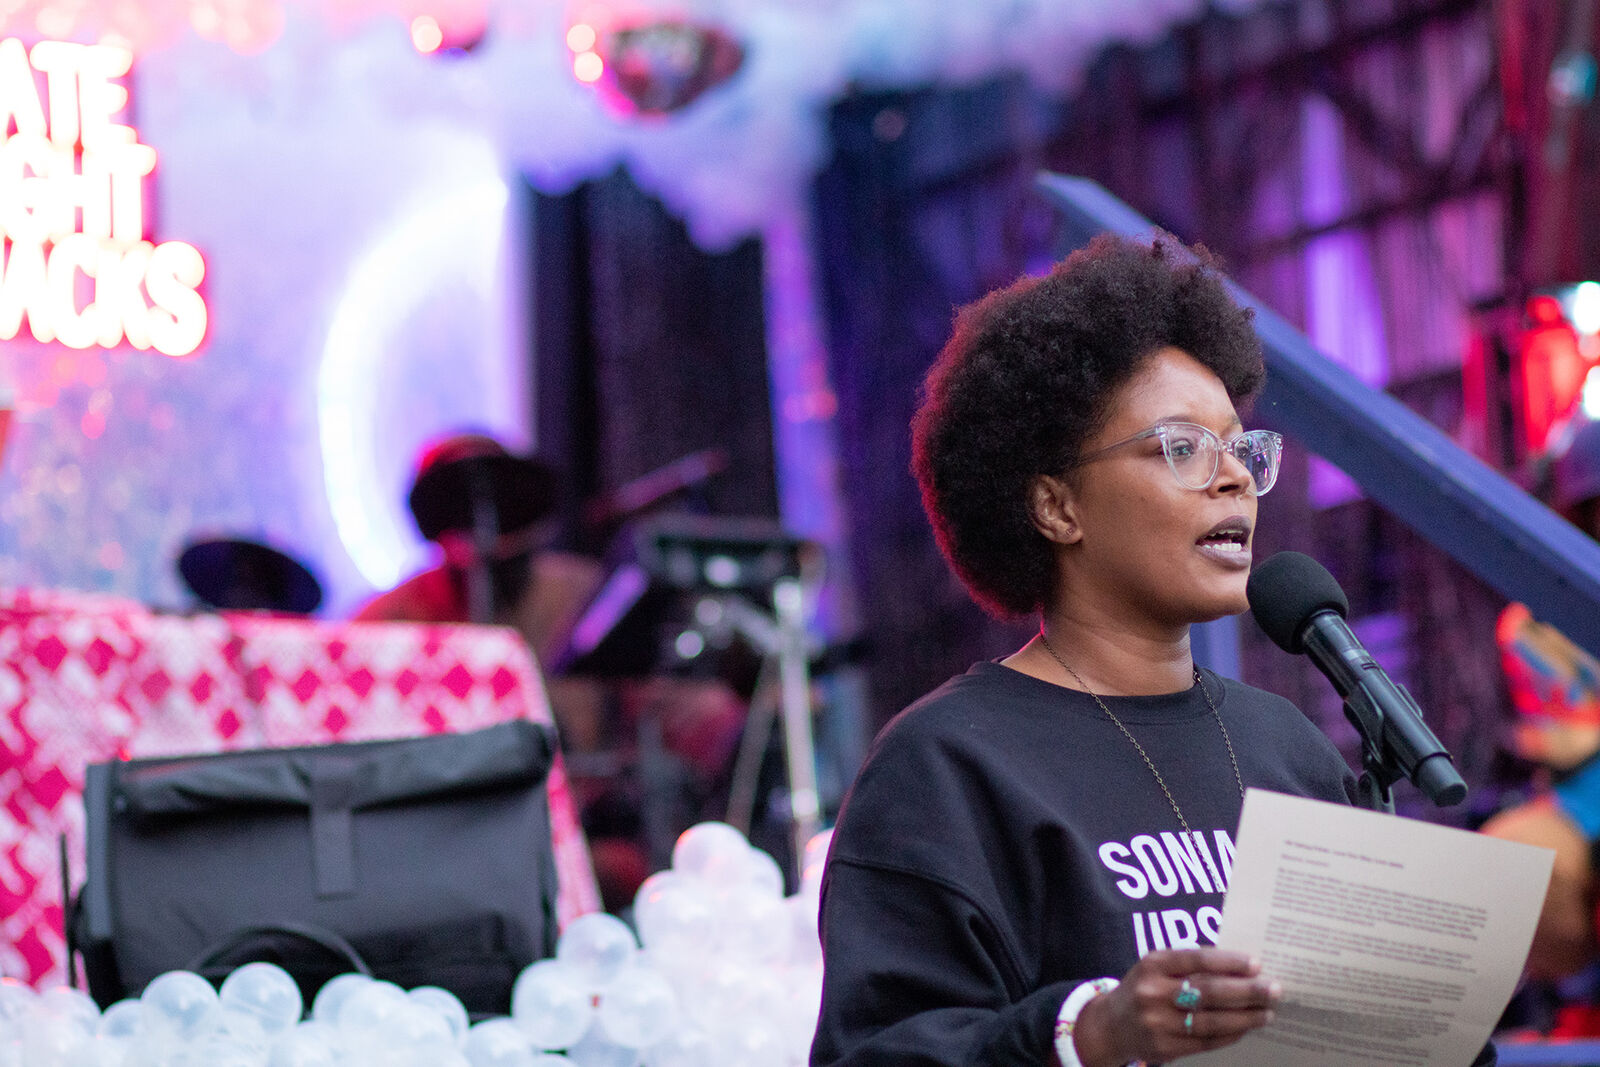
[1053,977,1119,1067]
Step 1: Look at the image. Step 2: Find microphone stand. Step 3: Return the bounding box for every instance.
[1301,620,1467,812]
[1345,690,1403,814]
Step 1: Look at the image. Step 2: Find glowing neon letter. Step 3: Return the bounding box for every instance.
[46,233,104,349]
[0,38,45,138]
[146,240,206,357]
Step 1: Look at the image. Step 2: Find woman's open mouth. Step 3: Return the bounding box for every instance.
[1196,517,1252,567]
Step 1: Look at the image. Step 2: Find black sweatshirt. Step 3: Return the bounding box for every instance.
[811,661,1362,1065]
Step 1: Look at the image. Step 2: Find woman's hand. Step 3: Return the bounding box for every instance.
[1070,948,1281,1067]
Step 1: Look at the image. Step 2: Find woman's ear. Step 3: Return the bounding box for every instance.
[1028,474,1082,545]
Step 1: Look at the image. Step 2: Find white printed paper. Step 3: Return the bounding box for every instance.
[1180,789,1553,1067]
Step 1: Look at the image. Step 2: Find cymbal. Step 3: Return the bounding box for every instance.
[408,436,559,542]
[177,538,324,615]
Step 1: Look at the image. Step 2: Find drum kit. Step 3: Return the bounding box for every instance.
[172,441,835,878]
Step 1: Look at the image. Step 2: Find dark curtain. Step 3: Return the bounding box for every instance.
[525,168,784,888]
[812,79,1057,732]
[528,167,778,556]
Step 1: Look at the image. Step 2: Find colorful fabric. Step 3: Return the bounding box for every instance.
[1499,602,1600,727]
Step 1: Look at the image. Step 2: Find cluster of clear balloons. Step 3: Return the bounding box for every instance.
[0,821,830,1067]
[619,821,830,1065]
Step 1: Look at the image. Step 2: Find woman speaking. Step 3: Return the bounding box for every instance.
[810,235,1359,1066]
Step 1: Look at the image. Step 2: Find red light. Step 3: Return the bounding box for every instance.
[1529,294,1567,326]
[1519,300,1591,452]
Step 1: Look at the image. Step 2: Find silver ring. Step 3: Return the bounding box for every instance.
[1184,1011,1195,1033]
[1174,978,1201,1011]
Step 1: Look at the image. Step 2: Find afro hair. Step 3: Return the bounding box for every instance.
[911,234,1265,618]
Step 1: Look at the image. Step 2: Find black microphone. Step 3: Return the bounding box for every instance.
[1247,551,1467,808]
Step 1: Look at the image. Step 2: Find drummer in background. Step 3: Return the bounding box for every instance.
[356,432,734,912]
[354,432,607,753]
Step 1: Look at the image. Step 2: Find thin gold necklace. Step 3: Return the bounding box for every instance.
[1036,629,1244,837]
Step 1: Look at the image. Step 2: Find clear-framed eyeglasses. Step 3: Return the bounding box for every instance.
[1079,422,1284,495]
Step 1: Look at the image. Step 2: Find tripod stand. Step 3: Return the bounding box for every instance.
[692,577,821,865]
[556,514,828,876]
[635,516,823,871]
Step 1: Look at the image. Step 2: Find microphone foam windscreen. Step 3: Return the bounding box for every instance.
[1246,551,1350,654]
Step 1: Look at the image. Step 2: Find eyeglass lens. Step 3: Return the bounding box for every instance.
[1163,425,1280,493]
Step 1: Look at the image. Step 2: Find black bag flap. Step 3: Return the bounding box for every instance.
[113,720,554,823]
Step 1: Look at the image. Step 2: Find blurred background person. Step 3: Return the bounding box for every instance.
[355,432,595,654]
[1483,417,1600,1024]
[355,429,609,746]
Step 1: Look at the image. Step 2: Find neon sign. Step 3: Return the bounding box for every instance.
[0,38,206,358]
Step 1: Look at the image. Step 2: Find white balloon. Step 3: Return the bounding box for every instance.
[670,822,750,885]
[565,1019,639,1067]
[630,870,676,909]
[18,1011,95,1065]
[0,978,37,1025]
[779,964,825,1057]
[386,1043,470,1067]
[595,966,677,1049]
[98,998,145,1041]
[264,1020,342,1067]
[510,959,594,1051]
[87,1031,134,1067]
[407,986,469,1044]
[335,980,409,1045]
[555,913,638,990]
[680,961,746,1032]
[220,962,303,1044]
[462,1017,536,1067]
[686,961,786,1037]
[176,1028,264,1067]
[310,974,372,1027]
[140,971,220,1045]
[626,947,697,1001]
[785,892,823,967]
[39,985,100,1034]
[719,1012,788,1066]
[741,847,785,899]
[639,1022,715,1067]
[633,876,714,961]
[119,1035,171,1067]
[712,885,791,966]
[375,1001,456,1053]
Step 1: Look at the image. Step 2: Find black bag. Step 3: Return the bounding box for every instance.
[70,720,560,1013]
